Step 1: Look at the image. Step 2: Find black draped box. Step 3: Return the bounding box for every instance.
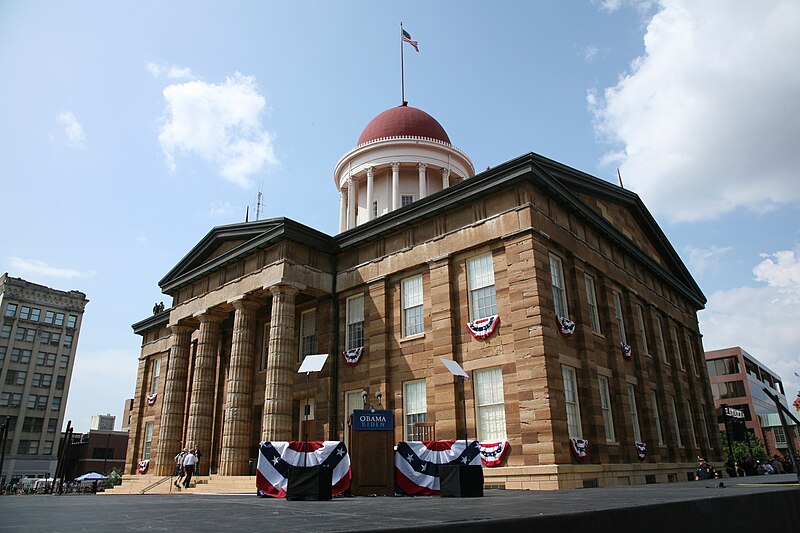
[286,465,333,501]
[438,464,484,498]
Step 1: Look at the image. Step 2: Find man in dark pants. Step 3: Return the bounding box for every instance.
[182,449,198,488]
[695,457,719,480]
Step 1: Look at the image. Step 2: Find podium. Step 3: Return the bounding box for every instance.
[349,408,394,496]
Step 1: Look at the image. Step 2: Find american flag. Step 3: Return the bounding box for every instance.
[402,29,419,52]
[395,440,481,495]
[256,441,351,498]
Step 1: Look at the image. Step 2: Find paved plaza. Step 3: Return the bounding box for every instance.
[0,475,798,532]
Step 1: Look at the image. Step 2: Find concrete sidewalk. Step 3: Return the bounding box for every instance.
[0,475,797,532]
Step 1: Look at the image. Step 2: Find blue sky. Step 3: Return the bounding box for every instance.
[1,0,799,432]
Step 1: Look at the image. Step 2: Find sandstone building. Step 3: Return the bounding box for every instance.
[126,104,720,489]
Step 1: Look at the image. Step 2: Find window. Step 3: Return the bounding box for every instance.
[636,305,649,354]
[686,401,698,448]
[32,373,42,387]
[614,293,629,343]
[561,365,582,438]
[550,254,569,318]
[63,334,73,349]
[5,370,27,386]
[712,380,746,399]
[20,306,31,320]
[54,313,64,326]
[651,391,664,445]
[30,308,41,322]
[774,426,787,445]
[41,331,51,344]
[17,440,39,455]
[706,357,740,377]
[467,254,497,320]
[346,295,365,350]
[143,421,154,460]
[627,384,641,442]
[299,310,316,359]
[0,393,22,407]
[671,326,685,371]
[47,419,58,432]
[0,324,11,338]
[43,441,54,455]
[686,336,698,376]
[22,417,44,432]
[403,380,428,440]
[584,274,601,334]
[655,316,668,364]
[50,332,60,346]
[149,358,161,393]
[699,405,711,448]
[44,311,55,324]
[67,315,77,328]
[0,346,5,361]
[29,395,48,410]
[402,276,424,337]
[401,194,414,207]
[670,395,683,447]
[55,375,64,390]
[598,376,615,442]
[4,303,17,317]
[11,349,32,363]
[475,367,507,441]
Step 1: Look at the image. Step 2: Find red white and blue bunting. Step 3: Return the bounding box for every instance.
[395,440,482,496]
[635,441,647,461]
[570,437,589,462]
[256,441,351,498]
[466,315,500,340]
[479,441,510,467]
[342,347,364,367]
[147,393,157,406]
[557,316,576,337]
[621,342,632,360]
[138,459,149,474]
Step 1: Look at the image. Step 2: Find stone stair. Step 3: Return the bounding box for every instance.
[101,474,256,495]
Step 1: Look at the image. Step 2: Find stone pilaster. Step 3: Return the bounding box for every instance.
[391,162,400,210]
[418,162,427,199]
[262,285,300,441]
[339,189,347,233]
[185,311,225,473]
[153,325,194,475]
[219,297,260,475]
[442,167,450,189]
[347,176,357,229]
[366,167,375,221]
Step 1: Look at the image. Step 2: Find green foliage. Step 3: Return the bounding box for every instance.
[720,432,768,463]
[104,467,123,487]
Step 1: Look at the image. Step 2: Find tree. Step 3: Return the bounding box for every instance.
[720,431,768,463]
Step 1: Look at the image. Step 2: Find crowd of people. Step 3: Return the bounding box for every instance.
[173,446,202,489]
[697,453,795,480]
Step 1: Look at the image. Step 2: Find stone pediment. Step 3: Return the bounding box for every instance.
[159,218,337,295]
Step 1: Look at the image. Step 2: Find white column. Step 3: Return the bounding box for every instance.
[391,162,400,211]
[366,167,375,221]
[347,176,356,229]
[339,188,347,232]
[442,168,450,189]
[418,163,427,200]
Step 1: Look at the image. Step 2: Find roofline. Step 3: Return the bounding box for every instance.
[132,308,170,335]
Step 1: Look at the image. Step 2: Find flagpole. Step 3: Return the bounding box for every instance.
[400,22,405,105]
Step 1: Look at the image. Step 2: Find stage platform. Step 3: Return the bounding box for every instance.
[0,474,797,532]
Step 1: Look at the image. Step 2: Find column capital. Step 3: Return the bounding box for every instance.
[366,166,374,178]
[228,295,263,311]
[391,162,401,172]
[193,309,227,323]
[269,284,300,298]
[168,323,196,334]
[418,162,427,170]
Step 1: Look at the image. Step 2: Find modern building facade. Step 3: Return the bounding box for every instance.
[61,427,128,481]
[705,346,798,455]
[0,273,88,483]
[126,104,720,489]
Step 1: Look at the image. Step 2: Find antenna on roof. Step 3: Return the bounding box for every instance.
[617,168,624,189]
[255,182,263,221]
[245,206,250,222]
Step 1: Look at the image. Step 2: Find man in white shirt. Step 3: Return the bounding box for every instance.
[182,449,198,488]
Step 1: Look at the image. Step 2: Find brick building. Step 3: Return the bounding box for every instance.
[126,104,719,489]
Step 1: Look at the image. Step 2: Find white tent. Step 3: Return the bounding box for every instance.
[75,472,107,481]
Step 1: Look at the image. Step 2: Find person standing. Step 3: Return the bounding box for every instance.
[193,447,203,476]
[174,448,187,488]
[182,449,198,488]
[695,457,718,480]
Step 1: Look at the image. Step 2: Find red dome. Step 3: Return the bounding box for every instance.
[357,105,451,145]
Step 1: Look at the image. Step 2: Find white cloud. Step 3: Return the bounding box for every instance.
[8,257,85,279]
[208,201,238,217]
[157,72,278,187]
[699,247,800,390]
[590,0,800,223]
[146,62,195,80]
[583,45,600,63]
[57,111,86,148]
[684,245,732,276]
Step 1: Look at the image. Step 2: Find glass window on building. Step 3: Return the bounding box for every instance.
[627,384,642,442]
[67,315,77,328]
[63,334,73,349]
[686,401,698,448]
[655,316,668,364]
[402,275,424,337]
[143,421,154,460]
[475,367,506,441]
[403,379,428,440]
[670,395,683,447]
[584,274,601,334]
[0,346,5,361]
[4,303,18,317]
[20,306,31,320]
[0,324,11,338]
[298,310,316,360]
[651,391,664,445]
[613,292,627,343]
[346,294,365,350]
[636,304,649,354]
[706,356,740,377]
[562,365,583,438]
[42,374,52,388]
[44,311,55,324]
[467,253,497,321]
[774,425,787,445]
[51,397,61,411]
[43,441,54,455]
[712,380,747,399]
[550,254,569,319]
[54,313,64,326]
[598,376,615,442]
[30,308,41,322]
[401,194,414,207]
[149,358,161,393]
[671,325,685,371]
[18,440,39,455]
[47,418,58,432]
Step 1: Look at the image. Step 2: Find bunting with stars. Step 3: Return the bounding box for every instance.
[394,440,481,496]
[256,441,351,498]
